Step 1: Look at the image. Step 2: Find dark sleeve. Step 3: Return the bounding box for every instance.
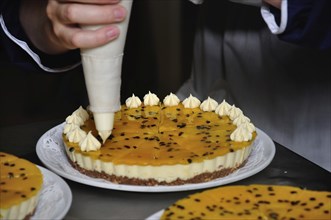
[0,0,81,73]
[271,0,331,50]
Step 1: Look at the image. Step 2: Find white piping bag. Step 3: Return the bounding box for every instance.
[81,0,133,143]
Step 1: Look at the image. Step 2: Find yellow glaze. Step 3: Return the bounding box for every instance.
[0,152,43,209]
[64,104,256,166]
[161,185,331,220]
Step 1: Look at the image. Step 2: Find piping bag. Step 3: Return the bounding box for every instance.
[80,0,133,143]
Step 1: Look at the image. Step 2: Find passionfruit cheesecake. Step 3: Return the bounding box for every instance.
[0,152,43,220]
[160,184,331,220]
[63,92,257,185]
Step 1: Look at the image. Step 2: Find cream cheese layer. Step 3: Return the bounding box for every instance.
[0,193,40,220]
[64,142,252,183]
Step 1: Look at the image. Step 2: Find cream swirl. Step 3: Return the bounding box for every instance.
[63,123,79,134]
[200,97,218,112]
[232,114,251,126]
[230,125,252,142]
[79,131,101,152]
[66,127,87,143]
[215,100,232,116]
[73,106,89,121]
[239,122,256,133]
[125,94,142,108]
[228,105,243,120]
[182,94,201,108]
[143,91,160,106]
[163,93,180,107]
[65,113,84,126]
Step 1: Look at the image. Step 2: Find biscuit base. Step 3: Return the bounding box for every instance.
[67,156,247,186]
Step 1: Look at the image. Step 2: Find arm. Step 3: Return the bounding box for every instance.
[263,0,281,8]
[261,0,331,50]
[20,0,127,54]
[0,0,80,72]
[0,0,127,72]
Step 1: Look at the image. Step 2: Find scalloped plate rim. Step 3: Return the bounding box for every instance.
[31,166,72,220]
[36,123,275,193]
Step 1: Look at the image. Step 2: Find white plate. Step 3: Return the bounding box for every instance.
[32,166,72,220]
[36,123,275,192]
[146,210,164,220]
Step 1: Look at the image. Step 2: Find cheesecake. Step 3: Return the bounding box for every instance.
[160,184,331,219]
[63,93,257,185]
[0,152,43,220]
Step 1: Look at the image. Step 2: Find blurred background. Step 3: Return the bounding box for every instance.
[1,0,330,170]
[0,0,199,127]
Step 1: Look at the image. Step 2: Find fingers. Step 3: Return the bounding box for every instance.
[52,24,120,49]
[46,0,127,49]
[48,1,126,25]
[57,0,120,4]
[262,0,281,9]
[56,3,126,25]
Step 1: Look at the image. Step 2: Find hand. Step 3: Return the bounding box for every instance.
[20,0,127,54]
[263,0,281,9]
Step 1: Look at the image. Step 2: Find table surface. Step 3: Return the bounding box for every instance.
[1,120,330,220]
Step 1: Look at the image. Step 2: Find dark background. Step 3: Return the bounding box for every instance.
[0,0,199,127]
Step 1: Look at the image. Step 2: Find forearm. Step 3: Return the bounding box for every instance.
[19,0,70,55]
[261,0,331,50]
[0,0,80,72]
[1,0,127,72]
[263,0,281,9]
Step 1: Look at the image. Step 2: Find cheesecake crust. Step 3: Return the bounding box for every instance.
[67,156,247,186]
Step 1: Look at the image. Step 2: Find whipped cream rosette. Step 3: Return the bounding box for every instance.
[182,94,200,108]
[143,91,160,106]
[126,94,142,108]
[200,96,218,111]
[163,93,180,107]
[80,0,133,143]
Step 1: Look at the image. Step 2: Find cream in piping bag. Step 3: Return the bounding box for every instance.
[80,0,133,143]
